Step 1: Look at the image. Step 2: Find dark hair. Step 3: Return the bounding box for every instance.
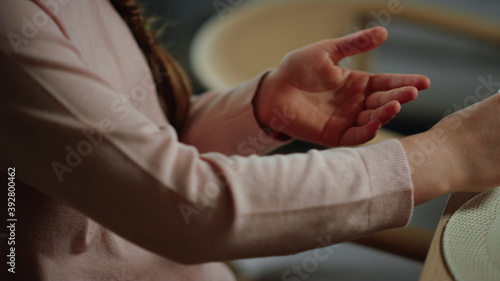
[110,0,191,133]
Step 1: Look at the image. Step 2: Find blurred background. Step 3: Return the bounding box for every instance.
[141,0,500,280]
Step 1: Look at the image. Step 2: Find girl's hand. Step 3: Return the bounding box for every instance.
[254,27,430,146]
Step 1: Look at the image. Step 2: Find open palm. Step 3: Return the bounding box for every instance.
[254,27,430,146]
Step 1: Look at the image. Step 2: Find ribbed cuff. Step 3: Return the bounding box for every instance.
[355,139,414,233]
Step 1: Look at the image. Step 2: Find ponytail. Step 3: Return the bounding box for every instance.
[110,0,191,133]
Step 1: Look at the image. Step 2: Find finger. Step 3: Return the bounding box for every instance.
[339,119,382,146]
[357,101,401,126]
[365,86,418,109]
[369,73,431,91]
[326,26,388,62]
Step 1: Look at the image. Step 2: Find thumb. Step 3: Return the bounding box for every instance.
[328,26,388,62]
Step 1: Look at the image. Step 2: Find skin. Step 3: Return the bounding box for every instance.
[254,27,430,147]
[254,26,500,205]
[401,93,500,204]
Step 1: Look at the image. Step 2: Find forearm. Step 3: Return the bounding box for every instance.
[400,91,500,205]
[181,72,291,156]
[400,131,465,205]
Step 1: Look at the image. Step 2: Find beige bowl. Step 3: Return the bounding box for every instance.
[190,0,376,90]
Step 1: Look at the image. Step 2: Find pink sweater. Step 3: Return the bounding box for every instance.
[0,1,413,280]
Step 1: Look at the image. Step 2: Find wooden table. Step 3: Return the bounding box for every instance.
[419,192,480,281]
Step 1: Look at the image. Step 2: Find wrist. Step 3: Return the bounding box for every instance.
[253,70,277,128]
[400,131,461,205]
[253,70,292,141]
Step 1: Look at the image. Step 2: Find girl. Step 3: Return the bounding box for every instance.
[1,0,499,280]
